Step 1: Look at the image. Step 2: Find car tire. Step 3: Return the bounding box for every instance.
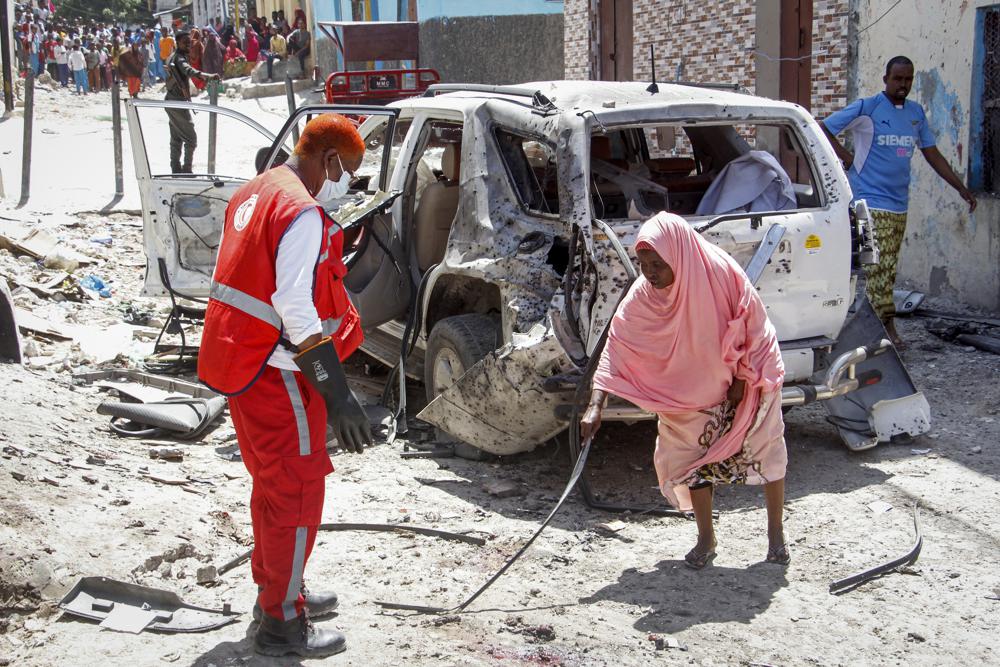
[424,314,500,460]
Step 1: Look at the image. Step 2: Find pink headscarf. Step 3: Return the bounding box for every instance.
[593,213,784,464]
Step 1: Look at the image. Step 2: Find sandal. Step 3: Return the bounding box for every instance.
[684,547,717,570]
[766,543,791,565]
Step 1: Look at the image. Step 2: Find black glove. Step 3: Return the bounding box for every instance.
[293,337,373,453]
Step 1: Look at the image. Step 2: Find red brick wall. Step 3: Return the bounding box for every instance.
[563,0,850,117]
[810,0,850,120]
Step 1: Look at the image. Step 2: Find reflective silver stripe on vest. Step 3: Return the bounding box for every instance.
[320,316,343,337]
[210,281,282,330]
[317,221,342,264]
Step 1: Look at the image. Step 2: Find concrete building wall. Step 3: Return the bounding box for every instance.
[419,13,564,85]
[856,0,1000,310]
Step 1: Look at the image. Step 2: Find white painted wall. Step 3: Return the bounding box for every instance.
[855,0,1000,310]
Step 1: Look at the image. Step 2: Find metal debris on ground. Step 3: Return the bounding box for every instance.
[59,577,238,633]
[74,369,220,399]
[829,505,923,594]
[97,396,226,440]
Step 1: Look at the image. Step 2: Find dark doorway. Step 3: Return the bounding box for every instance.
[779,0,813,180]
[598,0,633,81]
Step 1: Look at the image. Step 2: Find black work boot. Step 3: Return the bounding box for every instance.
[252,585,339,622]
[253,612,346,658]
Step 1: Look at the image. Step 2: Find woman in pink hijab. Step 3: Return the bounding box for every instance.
[581,212,789,569]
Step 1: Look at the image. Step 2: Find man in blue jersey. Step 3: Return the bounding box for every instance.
[822,56,975,346]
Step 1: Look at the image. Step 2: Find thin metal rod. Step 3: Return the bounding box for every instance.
[285,73,299,145]
[829,506,922,594]
[207,80,218,174]
[0,0,14,113]
[112,77,124,196]
[17,71,33,206]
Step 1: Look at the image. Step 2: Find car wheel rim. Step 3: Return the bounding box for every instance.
[432,348,464,397]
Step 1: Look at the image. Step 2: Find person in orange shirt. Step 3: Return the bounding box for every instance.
[159,26,176,62]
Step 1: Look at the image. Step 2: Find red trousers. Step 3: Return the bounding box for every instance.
[229,365,333,621]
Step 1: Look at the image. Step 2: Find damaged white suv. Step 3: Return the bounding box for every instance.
[127,81,930,455]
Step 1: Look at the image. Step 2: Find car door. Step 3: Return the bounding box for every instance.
[126,99,279,298]
[258,105,411,330]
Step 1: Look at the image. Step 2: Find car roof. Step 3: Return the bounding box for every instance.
[390,80,804,117]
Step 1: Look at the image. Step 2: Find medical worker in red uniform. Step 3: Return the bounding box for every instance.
[198,113,373,658]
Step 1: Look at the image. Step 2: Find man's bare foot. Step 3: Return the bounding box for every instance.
[885,318,905,349]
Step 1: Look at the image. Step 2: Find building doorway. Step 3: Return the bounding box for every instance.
[779,0,813,180]
[598,0,633,81]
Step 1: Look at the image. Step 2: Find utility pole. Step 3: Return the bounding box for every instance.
[1,0,14,113]
[232,0,240,36]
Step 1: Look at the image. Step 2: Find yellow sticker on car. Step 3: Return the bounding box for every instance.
[805,234,822,253]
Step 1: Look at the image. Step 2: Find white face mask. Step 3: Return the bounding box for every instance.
[315,155,351,201]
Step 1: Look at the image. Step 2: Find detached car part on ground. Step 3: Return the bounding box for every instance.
[125,81,930,457]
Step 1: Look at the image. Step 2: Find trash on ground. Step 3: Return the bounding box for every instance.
[867,500,893,514]
[911,448,932,455]
[595,520,628,534]
[892,289,925,316]
[97,396,226,440]
[73,323,133,363]
[484,480,524,498]
[955,334,1000,355]
[14,307,73,340]
[0,224,95,267]
[149,447,183,461]
[215,443,241,462]
[58,576,239,633]
[79,274,112,298]
[99,604,158,634]
[648,634,686,651]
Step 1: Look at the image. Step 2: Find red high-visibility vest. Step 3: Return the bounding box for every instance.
[198,165,362,396]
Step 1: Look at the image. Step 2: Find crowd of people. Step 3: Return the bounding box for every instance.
[11,1,313,98]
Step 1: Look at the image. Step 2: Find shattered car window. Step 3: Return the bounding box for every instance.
[133,105,276,179]
[592,122,821,219]
[494,128,560,215]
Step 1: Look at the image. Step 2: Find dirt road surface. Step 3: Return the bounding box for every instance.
[1,82,998,667]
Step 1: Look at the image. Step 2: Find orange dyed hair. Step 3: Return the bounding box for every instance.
[293,113,365,161]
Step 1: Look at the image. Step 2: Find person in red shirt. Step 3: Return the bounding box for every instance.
[199,114,372,658]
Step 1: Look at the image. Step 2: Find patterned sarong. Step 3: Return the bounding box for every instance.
[865,209,908,321]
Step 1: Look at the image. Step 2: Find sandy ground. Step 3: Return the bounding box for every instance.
[1,83,999,667]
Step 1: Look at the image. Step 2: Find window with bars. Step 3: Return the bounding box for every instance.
[971,6,1000,193]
